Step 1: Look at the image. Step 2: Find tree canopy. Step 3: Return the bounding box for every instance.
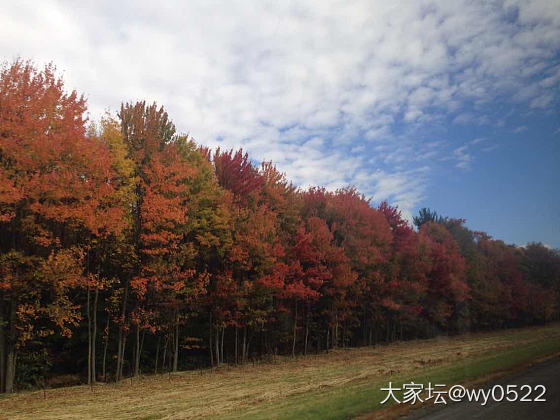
[1,60,559,392]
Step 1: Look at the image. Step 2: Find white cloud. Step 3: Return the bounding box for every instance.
[1,0,559,216]
[453,145,472,170]
[446,136,499,170]
[513,125,528,133]
[453,113,474,124]
[470,137,487,145]
[482,144,499,152]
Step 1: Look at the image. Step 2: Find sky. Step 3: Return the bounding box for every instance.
[1,0,559,247]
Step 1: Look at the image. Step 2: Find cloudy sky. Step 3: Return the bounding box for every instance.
[2,0,559,247]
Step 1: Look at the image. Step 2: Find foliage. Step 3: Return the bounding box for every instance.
[1,59,559,392]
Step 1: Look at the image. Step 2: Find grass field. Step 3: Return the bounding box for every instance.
[1,324,560,420]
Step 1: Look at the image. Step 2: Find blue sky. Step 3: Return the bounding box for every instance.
[1,0,559,247]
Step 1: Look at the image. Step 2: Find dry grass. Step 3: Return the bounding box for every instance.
[1,324,560,420]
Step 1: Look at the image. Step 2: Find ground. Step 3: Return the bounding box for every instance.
[1,324,559,420]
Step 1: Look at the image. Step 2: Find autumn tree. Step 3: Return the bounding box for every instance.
[378,202,428,341]
[2,58,559,390]
[302,188,392,347]
[418,222,469,334]
[0,60,123,392]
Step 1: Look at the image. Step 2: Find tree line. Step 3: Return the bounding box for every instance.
[1,60,559,393]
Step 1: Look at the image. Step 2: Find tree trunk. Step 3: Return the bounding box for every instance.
[242,326,247,364]
[292,301,298,357]
[5,299,17,393]
[0,312,5,393]
[220,327,225,364]
[120,334,127,379]
[102,317,109,382]
[234,326,238,364]
[304,308,309,356]
[245,331,251,362]
[140,331,146,363]
[87,285,92,385]
[162,334,169,372]
[154,334,160,374]
[116,280,128,381]
[5,347,16,394]
[209,315,214,367]
[134,324,140,377]
[173,315,179,372]
[215,327,220,366]
[116,328,122,381]
[333,314,338,348]
[92,287,98,384]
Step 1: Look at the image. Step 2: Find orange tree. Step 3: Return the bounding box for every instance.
[0,61,123,392]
